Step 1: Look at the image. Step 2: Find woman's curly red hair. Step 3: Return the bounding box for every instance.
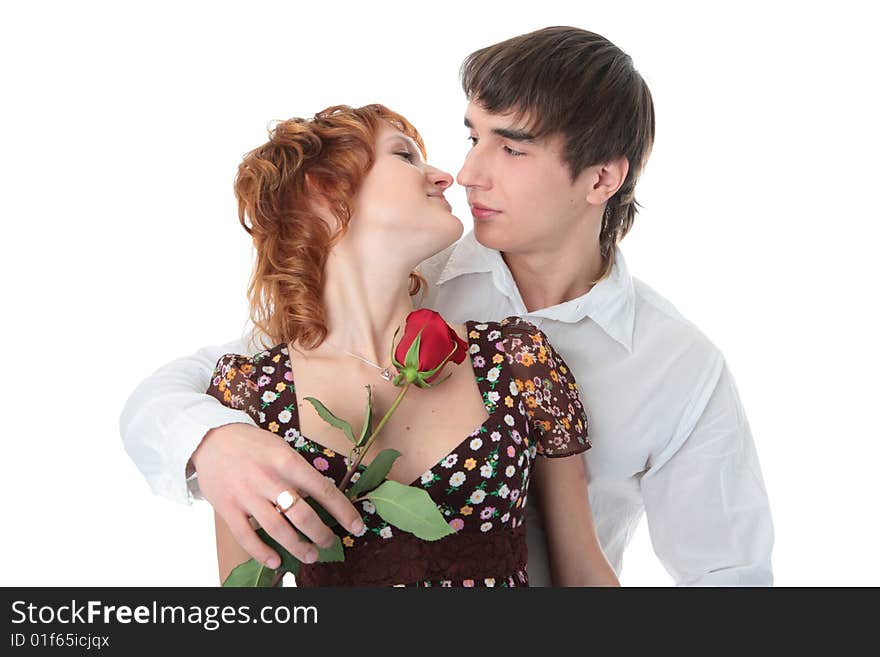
[234,104,428,351]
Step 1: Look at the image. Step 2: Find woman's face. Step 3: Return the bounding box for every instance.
[347,123,463,260]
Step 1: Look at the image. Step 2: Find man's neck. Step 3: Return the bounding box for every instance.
[501,243,605,313]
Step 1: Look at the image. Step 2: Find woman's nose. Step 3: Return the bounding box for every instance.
[426,166,453,191]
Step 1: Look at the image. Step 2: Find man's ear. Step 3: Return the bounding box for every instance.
[586,156,630,205]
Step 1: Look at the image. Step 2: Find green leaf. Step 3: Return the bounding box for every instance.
[305,496,339,529]
[417,343,460,380]
[415,371,453,390]
[222,524,345,586]
[390,325,403,369]
[255,528,302,576]
[357,385,373,448]
[303,397,355,444]
[223,559,277,587]
[347,449,402,498]
[403,330,423,371]
[289,527,345,563]
[313,534,345,563]
[366,480,456,541]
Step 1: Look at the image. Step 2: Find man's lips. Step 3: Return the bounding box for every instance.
[470,203,500,219]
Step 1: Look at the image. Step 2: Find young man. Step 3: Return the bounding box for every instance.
[121,26,773,585]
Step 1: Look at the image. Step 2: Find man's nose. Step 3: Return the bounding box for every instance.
[456,147,488,189]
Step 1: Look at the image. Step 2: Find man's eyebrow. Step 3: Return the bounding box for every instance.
[464,116,536,143]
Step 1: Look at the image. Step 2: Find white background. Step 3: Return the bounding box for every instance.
[2,0,877,586]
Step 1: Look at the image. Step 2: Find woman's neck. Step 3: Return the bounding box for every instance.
[306,247,418,367]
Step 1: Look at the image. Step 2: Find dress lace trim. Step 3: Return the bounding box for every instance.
[296,524,528,587]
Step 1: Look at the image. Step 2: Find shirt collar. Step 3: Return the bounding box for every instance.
[436,230,497,284]
[436,231,635,352]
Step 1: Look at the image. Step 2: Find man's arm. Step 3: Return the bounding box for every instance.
[640,361,774,586]
[120,338,255,505]
[120,337,365,570]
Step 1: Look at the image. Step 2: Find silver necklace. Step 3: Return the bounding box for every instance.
[343,350,394,382]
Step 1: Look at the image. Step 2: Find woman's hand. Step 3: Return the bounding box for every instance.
[190,423,365,570]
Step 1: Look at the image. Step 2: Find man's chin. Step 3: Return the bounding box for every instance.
[473,220,513,252]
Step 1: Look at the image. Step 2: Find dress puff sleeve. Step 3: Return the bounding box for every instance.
[499,317,591,458]
[205,353,263,425]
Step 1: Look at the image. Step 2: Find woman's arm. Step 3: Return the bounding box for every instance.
[214,510,257,585]
[532,454,620,587]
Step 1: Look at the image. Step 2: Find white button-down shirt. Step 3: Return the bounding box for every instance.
[120,231,774,586]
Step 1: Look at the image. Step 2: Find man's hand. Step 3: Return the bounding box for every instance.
[191,423,364,568]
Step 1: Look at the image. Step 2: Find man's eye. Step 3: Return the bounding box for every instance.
[467,136,478,147]
[504,146,525,157]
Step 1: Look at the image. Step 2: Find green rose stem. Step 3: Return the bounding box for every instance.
[338,382,412,493]
[227,321,464,587]
[336,332,460,494]
[259,383,408,588]
[266,384,411,586]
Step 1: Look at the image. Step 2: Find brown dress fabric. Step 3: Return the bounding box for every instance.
[207,317,591,587]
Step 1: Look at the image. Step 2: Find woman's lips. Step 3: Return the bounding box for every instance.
[428,194,452,211]
[470,204,500,220]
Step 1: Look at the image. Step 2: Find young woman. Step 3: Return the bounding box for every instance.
[206,104,618,587]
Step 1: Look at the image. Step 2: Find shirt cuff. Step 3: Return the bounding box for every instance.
[161,401,258,505]
[678,563,774,587]
[185,471,203,501]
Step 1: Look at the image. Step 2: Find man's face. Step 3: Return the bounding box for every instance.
[457,101,596,256]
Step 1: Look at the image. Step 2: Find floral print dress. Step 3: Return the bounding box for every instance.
[207,316,591,587]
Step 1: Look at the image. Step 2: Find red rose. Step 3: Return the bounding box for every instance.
[391,309,468,387]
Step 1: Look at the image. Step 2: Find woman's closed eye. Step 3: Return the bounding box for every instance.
[395,151,416,163]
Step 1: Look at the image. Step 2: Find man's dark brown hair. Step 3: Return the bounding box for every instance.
[461,26,655,279]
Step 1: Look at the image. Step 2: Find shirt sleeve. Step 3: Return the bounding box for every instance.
[639,361,775,586]
[502,317,592,458]
[119,337,259,506]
